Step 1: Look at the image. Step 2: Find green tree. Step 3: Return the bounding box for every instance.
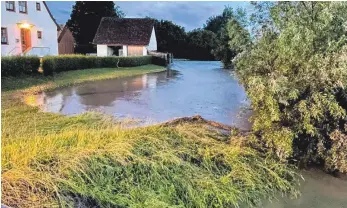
[205,7,234,67]
[186,29,217,60]
[212,27,236,67]
[227,15,251,54]
[204,6,234,33]
[66,1,125,53]
[205,7,250,68]
[152,19,188,58]
[236,2,347,172]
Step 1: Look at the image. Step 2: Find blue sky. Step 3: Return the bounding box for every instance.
[46,1,251,31]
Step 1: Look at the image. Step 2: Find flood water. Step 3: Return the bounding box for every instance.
[263,169,347,208]
[30,60,251,129]
[27,60,347,207]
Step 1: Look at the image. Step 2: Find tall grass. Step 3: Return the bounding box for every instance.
[1,67,300,207]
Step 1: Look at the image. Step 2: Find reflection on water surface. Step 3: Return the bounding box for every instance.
[29,61,250,129]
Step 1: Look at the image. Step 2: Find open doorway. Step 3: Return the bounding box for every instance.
[109,46,123,56]
[20,28,31,52]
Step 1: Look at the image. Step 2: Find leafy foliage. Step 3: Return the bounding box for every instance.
[152,19,188,58]
[205,7,236,67]
[206,7,251,68]
[152,19,218,60]
[327,127,347,173]
[1,56,41,77]
[143,7,251,64]
[204,6,234,34]
[42,55,155,75]
[185,29,217,60]
[235,2,347,172]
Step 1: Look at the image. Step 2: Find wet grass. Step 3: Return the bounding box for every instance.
[1,64,166,93]
[1,65,300,207]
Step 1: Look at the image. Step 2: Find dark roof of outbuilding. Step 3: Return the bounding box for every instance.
[93,18,155,45]
[57,24,75,43]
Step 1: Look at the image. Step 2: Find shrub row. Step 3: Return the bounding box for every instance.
[152,56,168,66]
[1,55,168,77]
[1,56,41,77]
[42,55,159,75]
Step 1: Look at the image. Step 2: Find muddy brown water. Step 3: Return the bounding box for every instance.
[27,60,347,207]
[263,169,347,208]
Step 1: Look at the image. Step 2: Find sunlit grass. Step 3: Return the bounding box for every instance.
[1,65,300,207]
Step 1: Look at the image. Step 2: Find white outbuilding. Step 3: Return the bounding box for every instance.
[93,18,157,57]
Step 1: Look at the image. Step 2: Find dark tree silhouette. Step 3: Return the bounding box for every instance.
[204,6,237,68]
[186,29,217,60]
[152,19,187,58]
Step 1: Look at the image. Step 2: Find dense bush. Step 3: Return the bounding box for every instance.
[42,55,155,75]
[118,56,153,67]
[235,2,347,172]
[1,56,41,77]
[152,56,168,66]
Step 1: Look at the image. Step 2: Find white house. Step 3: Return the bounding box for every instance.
[93,18,157,57]
[1,1,59,56]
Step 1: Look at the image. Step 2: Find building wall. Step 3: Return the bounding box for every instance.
[127,45,143,56]
[58,28,74,54]
[122,45,127,57]
[143,46,147,56]
[147,27,157,51]
[97,45,114,57]
[1,1,58,56]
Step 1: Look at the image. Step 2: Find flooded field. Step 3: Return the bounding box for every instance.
[26,60,347,207]
[29,60,251,129]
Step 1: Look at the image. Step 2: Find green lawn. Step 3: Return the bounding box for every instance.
[1,64,166,93]
[1,65,299,207]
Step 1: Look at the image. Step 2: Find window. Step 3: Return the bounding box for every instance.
[37,31,42,39]
[1,28,8,44]
[5,1,15,11]
[36,2,41,11]
[18,1,27,13]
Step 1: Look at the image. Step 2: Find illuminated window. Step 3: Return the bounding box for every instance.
[1,28,8,44]
[6,1,15,11]
[19,1,27,13]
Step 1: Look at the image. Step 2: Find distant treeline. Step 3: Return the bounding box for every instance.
[66,2,248,68]
[152,6,249,68]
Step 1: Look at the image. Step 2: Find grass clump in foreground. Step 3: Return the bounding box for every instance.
[2,65,299,207]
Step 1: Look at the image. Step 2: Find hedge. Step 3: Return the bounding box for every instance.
[152,56,168,66]
[42,55,159,75]
[1,56,41,77]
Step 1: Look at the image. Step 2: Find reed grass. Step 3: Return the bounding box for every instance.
[1,65,299,207]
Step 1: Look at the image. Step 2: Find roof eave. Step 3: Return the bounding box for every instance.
[43,1,61,30]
